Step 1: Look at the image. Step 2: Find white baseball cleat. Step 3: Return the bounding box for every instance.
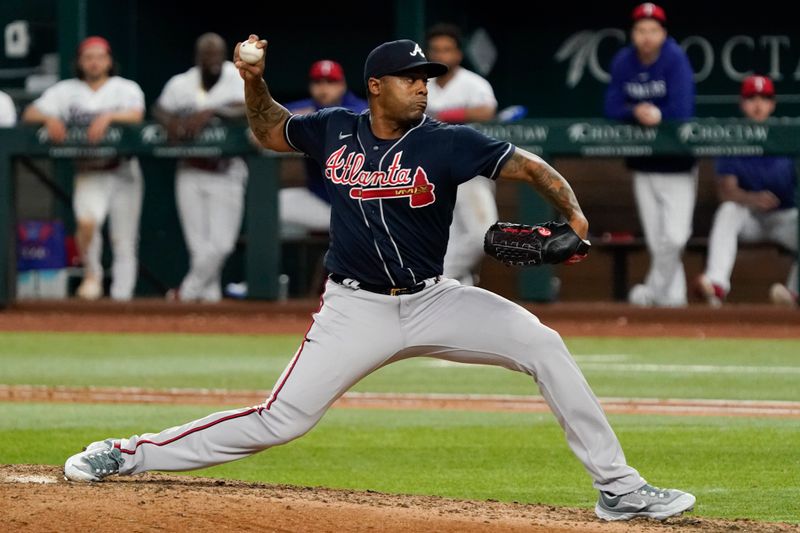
[694,274,724,308]
[627,284,654,307]
[76,277,103,300]
[769,283,798,307]
[64,439,124,482]
[595,483,696,521]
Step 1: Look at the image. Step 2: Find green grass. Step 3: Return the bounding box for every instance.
[0,402,797,523]
[1,332,798,400]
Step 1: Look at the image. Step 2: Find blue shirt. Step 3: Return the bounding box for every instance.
[285,91,368,203]
[285,108,514,286]
[716,156,797,210]
[604,37,696,173]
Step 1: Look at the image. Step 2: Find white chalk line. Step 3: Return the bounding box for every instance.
[1,474,58,484]
[422,354,800,374]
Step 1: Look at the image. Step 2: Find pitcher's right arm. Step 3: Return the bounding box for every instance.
[234,34,293,152]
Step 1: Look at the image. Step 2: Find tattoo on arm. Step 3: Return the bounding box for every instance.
[245,79,290,147]
[502,151,583,220]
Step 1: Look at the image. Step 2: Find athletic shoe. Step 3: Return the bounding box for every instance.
[595,483,696,521]
[769,283,798,307]
[694,274,724,308]
[64,439,124,482]
[627,284,653,307]
[76,276,102,300]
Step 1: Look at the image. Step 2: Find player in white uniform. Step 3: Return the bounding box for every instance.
[0,90,16,127]
[22,36,145,301]
[153,33,247,302]
[425,24,499,285]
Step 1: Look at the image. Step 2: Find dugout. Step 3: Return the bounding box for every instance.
[1,0,798,305]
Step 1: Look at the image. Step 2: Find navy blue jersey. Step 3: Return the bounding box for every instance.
[285,108,514,286]
[716,156,797,210]
[285,91,368,203]
[604,37,696,173]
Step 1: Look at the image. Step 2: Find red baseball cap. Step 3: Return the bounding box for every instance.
[632,3,667,24]
[741,75,775,98]
[78,36,111,55]
[309,60,345,82]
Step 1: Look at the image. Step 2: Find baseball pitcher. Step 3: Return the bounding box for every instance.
[64,35,696,522]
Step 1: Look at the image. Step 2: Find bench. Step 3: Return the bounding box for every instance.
[593,233,791,301]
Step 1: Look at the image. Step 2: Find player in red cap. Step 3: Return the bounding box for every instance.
[696,75,797,307]
[278,60,368,243]
[605,3,697,307]
[22,36,146,301]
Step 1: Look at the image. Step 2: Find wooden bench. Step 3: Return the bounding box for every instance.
[593,234,791,301]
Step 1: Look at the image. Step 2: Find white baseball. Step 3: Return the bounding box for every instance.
[239,41,264,65]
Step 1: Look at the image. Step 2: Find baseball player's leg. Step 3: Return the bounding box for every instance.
[111,281,403,475]
[637,170,697,306]
[704,201,756,293]
[73,172,114,299]
[630,172,660,304]
[404,280,643,495]
[199,172,246,301]
[279,187,332,235]
[175,169,211,301]
[107,160,144,301]
[764,208,799,293]
[443,178,498,285]
[655,169,697,306]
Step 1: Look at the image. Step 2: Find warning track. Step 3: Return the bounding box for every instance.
[2,385,799,418]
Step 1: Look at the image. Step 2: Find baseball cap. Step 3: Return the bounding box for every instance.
[363,39,448,84]
[309,60,345,82]
[741,75,775,98]
[78,36,111,55]
[632,3,667,24]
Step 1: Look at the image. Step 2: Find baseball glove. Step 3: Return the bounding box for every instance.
[483,221,591,267]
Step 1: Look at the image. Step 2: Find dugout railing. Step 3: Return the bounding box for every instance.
[1,118,799,307]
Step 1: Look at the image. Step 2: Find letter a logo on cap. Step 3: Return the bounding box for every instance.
[410,43,425,58]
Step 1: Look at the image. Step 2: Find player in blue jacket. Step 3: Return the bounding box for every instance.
[696,76,798,307]
[281,60,368,235]
[605,3,697,307]
[64,35,696,522]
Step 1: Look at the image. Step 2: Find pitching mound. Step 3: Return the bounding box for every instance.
[2,465,796,532]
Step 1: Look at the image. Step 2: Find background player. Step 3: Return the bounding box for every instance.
[22,36,145,301]
[153,33,248,303]
[0,89,16,127]
[604,3,696,307]
[281,60,367,235]
[695,75,798,307]
[425,23,498,285]
[64,35,695,522]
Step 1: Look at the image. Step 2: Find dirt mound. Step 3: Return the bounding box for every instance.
[2,465,796,533]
